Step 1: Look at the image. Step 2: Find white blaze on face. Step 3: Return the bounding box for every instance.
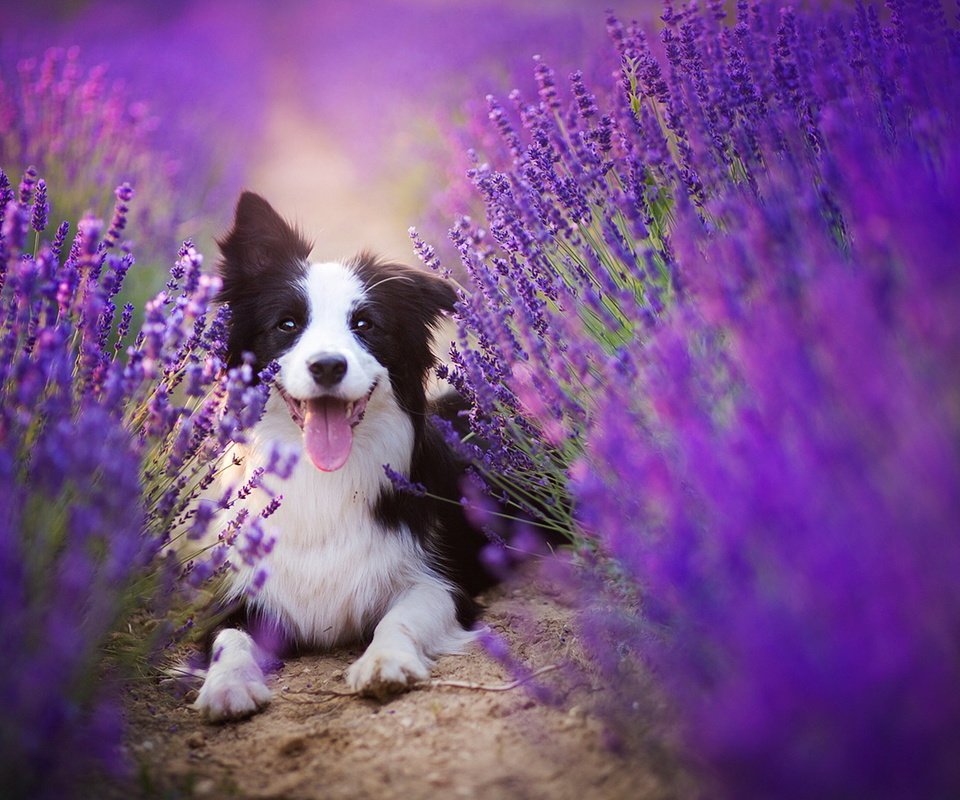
[277,262,387,471]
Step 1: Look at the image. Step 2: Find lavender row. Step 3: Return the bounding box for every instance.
[428,1,960,796]
[0,171,291,796]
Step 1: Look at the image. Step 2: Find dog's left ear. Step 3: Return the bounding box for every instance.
[409,267,458,325]
[355,254,458,327]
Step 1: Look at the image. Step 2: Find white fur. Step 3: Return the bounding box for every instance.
[193,629,271,721]
[194,261,473,720]
[277,262,385,402]
[346,579,475,699]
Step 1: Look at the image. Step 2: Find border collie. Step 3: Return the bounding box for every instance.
[192,192,493,721]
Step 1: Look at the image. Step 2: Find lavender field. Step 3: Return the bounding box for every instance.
[2,1,959,798]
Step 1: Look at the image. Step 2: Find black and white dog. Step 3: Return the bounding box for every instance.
[192,192,494,721]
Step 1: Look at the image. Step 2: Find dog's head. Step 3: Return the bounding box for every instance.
[217,191,456,471]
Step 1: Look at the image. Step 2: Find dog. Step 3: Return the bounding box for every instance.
[191,191,495,721]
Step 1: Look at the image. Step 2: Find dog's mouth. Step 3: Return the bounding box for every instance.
[278,381,378,472]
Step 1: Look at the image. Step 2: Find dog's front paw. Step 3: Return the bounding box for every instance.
[193,666,272,722]
[192,629,272,722]
[346,647,431,700]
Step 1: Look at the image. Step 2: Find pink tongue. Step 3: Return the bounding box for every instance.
[303,397,354,472]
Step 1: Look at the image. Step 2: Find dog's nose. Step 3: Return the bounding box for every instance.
[308,354,348,387]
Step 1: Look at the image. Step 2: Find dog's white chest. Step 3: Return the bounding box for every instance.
[248,493,414,646]
[225,391,422,647]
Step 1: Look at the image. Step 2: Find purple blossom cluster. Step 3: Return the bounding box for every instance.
[2,1,277,262]
[433,1,960,796]
[0,169,288,794]
[576,135,960,796]
[0,47,189,268]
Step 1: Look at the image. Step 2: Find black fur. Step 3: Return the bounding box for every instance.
[349,252,457,430]
[216,192,312,368]
[374,395,495,624]
[348,254,496,622]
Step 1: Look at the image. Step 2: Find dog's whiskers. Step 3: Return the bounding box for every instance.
[364,274,415,293]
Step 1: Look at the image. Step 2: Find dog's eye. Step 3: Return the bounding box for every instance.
[351,315,374,333]
[276,318,299,333]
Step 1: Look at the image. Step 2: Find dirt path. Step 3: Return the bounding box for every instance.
[116,581,686,800]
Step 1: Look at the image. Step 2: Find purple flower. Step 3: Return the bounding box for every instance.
[104,183,133,248]
[17,165,37,206]
[30,178,48,233]
[187,500,217,541]
[0,46,232,265]
[409,225,450,279]
[383,464,427,497]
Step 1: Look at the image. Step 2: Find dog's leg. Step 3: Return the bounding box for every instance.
[346,576,476,699]
[193,628,272,721]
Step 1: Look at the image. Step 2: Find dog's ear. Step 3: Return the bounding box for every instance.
[217,191,311,281]
[352,253,458,328]
[408,267,458,325]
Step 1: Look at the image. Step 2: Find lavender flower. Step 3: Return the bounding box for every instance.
[574,126,960,797]
[104,182,133,248]
[49,220,69,261]
[30,177,48,233]
[17,165,37,206]
[383,464,427,497]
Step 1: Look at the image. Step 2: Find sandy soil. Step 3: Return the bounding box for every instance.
[109,579,688,800]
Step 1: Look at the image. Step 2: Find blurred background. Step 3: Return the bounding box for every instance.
[2,0,648,274]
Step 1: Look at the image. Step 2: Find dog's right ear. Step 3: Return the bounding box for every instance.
[217,191,312,282]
